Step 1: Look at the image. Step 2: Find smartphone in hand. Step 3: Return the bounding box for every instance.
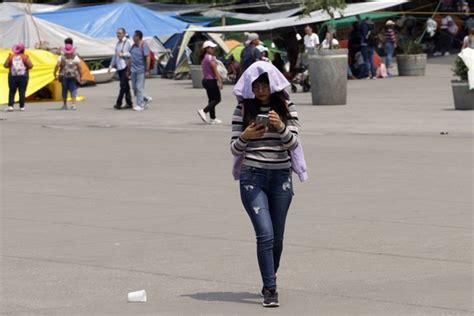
[255,114,269,127]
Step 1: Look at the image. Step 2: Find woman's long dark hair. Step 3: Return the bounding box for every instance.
[242,73,291,129]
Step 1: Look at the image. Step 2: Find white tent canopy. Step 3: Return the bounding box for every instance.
[202,7,303,22]
[0,2,64,22]
[176,26,230,68]
[189,1,407,33]
[0,15,115,59]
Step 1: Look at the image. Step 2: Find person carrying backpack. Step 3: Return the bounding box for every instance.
[240,33,262,73]
[127,30,153,112]
[54,44,82,110]
[360,17,378,79]
[3,43,33,112]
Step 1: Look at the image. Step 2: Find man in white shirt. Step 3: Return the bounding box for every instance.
[304,25,320,54]
[109,28,133,110]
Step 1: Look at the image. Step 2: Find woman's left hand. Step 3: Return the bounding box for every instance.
[269,110,285,131]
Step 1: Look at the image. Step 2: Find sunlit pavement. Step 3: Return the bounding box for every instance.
[1,56,472,315]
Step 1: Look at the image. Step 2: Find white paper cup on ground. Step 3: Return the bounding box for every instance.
[128,290,147,302]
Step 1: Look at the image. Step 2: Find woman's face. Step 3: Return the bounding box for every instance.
[253,81,271,103]
[207,47,215,55]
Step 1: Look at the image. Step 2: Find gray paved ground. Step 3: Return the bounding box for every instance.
[1,56,473,315]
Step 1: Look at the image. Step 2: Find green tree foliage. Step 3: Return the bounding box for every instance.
[302,0,347,17]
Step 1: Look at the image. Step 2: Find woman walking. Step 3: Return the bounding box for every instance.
[197,40,223,125]
[3,43,33,112]
[54,44,82,110]
[230,61,307,308]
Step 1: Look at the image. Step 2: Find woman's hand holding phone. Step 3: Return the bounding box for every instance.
[241,123,266,141]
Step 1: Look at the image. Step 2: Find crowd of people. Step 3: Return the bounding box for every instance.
[3,15,473,114]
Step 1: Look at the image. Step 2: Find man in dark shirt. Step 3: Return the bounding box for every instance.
[360,17,377,79]
[240,33,262,73]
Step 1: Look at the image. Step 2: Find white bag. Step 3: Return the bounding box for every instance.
[216,60,228,80]
[459,48,474,90]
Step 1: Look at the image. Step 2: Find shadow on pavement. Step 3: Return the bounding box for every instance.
[181,292,261,305]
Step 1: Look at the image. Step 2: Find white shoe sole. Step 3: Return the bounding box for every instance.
[262,302,279,307]
[197,110,208,123]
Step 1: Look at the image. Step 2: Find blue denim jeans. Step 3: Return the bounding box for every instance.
[131,72,146,108]
[239,166,293,289]
[61,77,77,99]
[384,42,395,70]
[361,45,376,78]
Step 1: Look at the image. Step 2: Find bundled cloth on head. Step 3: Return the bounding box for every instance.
[459,48,474,90]
[233,61,290,101]
[231,61,308,182]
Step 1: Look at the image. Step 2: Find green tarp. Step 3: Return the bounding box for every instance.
[322,12,399,29]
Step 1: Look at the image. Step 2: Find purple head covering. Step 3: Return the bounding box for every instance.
[233,61,290,100]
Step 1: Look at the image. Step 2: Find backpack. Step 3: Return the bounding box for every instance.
[11,55,27,76]
[141,42,156,71]
[62,57,78,79]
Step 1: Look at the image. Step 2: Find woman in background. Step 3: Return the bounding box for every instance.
[3,43,33,112]
[54,44,82,110]
[197,40,223,125]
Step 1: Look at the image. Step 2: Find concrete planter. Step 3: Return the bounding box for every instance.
[189,65,203,89]
[452,80,474,110]
[308,49,348,105]
[397,54,427,76]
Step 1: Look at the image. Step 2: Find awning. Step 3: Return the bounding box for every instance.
[34,3,189,39]
[0,2,64,22]
[322,12,400,29]
[0,15,115,59]
[201,7,303,22]
[187,1,407,33]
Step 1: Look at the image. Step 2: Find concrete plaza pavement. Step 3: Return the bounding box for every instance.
[1,57,473,315]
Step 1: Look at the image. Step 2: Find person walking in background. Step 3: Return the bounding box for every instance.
[54,44,82,110]
[304,25,320,54]
[109,28,133,110]
[360,17,377,79]
[3,43,33,112]
[197,40,223,125]
[384,20,398,75]
[231,61,307,308]
[128,30,152,112]
[284,31,299,75]
[240,33,262,73]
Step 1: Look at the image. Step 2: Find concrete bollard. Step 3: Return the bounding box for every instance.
[308,49,348,105]
[189,65,203,89]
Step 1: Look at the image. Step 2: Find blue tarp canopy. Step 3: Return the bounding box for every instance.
[34,3,188,38]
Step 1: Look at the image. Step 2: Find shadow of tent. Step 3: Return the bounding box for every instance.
[181,292,261,305]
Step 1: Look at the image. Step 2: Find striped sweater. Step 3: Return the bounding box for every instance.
[230,102,299,170]
[385,29,397,43]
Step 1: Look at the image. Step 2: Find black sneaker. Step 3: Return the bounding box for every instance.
[113,104,122,110]
[262,288,279,307]
[122,104,133,109]
[260,274,277,297]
